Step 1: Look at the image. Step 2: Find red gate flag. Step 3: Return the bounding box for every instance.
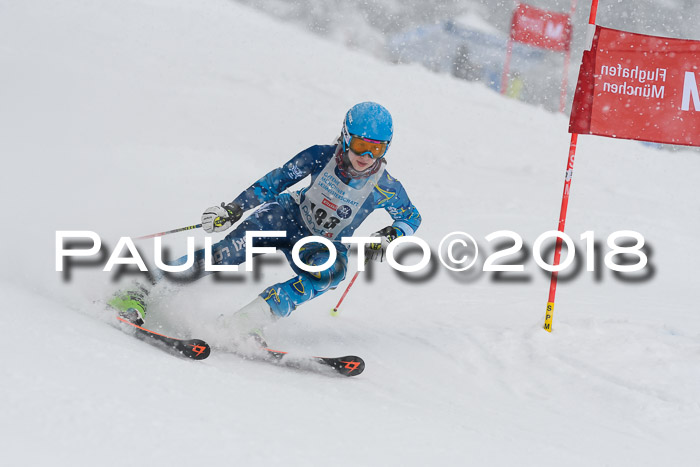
[510,3,572,52]
[570,26,700,147]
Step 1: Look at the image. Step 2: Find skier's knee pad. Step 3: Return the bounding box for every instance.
[297,246,347,292]
[261,247,348,318]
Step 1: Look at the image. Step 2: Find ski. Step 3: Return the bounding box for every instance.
[116,316,211,360]
[261,347,365,377]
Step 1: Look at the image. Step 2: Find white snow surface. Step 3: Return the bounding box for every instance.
[2,0,700,465]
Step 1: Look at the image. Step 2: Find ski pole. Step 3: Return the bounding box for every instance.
[330,270,361,316]
[135,223,202,240]
[331,257,371,316]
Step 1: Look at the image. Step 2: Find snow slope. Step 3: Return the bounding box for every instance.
[2,0,700,465]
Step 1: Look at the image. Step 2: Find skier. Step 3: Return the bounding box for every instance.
[109,102,421,346]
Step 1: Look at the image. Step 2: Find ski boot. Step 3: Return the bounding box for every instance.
[220,296,277,349]
[247,327,269,349]
[108,285,150,326]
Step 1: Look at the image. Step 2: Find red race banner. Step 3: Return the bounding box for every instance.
[510,3,572,52]
[570,26,700,147]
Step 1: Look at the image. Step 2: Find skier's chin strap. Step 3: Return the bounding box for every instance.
[334,143,386,180]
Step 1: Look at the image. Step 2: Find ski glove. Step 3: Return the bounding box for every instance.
[365,226,400,262]
[201,202,243,233]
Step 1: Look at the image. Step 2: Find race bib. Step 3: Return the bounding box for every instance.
[298,157,384,240]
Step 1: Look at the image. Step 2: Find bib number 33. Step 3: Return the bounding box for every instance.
[309,202,341,230]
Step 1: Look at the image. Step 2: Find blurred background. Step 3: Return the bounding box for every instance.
[231,0,700,114]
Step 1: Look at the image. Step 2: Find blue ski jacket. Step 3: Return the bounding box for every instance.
[231,144,421,240]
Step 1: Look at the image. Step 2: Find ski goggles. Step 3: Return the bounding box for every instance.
[347,135,389,159]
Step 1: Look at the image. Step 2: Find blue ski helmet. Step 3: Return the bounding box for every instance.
[343,101,393,148]
[337,102,393,179]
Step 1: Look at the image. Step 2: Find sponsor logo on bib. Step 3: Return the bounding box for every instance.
[337,205,352,219]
